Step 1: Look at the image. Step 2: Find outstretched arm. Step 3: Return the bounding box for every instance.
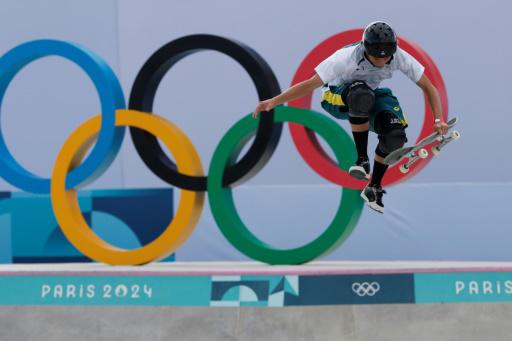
[252,73,324,118]
[416,74,448,134]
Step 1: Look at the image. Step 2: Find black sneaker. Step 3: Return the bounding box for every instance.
[360,184,386,213]
[349,157,371,180]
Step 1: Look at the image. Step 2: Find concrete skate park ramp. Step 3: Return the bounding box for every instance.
[1,261,512,340]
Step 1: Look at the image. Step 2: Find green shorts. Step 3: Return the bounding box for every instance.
[320,84,408,132]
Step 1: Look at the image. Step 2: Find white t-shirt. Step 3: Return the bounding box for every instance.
[314,43,425,90]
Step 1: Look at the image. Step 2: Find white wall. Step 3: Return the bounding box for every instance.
[0,0,508,260]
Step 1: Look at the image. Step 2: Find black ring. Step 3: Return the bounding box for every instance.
[129,34,282,191]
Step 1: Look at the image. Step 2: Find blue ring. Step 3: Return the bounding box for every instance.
[0,40,125,193]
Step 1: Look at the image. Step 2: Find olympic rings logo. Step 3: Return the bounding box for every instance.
[0,30,447,266]
[352,282,381,297]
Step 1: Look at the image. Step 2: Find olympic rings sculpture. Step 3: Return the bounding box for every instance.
[0,30,447,265]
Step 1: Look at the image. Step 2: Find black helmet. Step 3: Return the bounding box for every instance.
[363,21,397,57]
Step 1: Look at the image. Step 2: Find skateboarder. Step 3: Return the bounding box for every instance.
[253,21,448,213]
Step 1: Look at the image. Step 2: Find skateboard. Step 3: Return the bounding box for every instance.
[383,117,460,173]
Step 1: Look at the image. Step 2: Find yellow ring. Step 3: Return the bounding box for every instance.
[50,109,204,265]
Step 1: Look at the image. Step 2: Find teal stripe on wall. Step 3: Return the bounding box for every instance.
[415,272,512,303]
[0,276,212,306]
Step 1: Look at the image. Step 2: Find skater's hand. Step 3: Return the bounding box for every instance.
[252,99,276,119]
[434,119,449,135]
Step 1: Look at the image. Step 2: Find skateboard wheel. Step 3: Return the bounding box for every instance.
[418,149,429,159]
[451,130,461,140]
[399,164,410,174]
[431,145,441,155]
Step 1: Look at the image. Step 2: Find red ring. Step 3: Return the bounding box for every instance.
[289,29,448,189]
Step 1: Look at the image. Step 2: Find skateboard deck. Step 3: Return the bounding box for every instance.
[384,117,458,167]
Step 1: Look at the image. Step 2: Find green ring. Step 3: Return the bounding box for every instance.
[207,106,363,264]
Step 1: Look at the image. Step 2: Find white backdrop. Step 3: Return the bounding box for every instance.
[0,0,508,261]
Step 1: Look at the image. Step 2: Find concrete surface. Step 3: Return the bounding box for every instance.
[1,303,511,341]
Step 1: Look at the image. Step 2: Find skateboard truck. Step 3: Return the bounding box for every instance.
[431,130,461,155]
[399,148,429,174]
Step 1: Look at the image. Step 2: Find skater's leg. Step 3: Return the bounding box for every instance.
[346,81,374,180]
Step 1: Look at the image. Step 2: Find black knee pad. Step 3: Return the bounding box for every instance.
[375,111,407,155]
[377,128,406,155]
[346,81,375,118]
[348,116,369,125]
